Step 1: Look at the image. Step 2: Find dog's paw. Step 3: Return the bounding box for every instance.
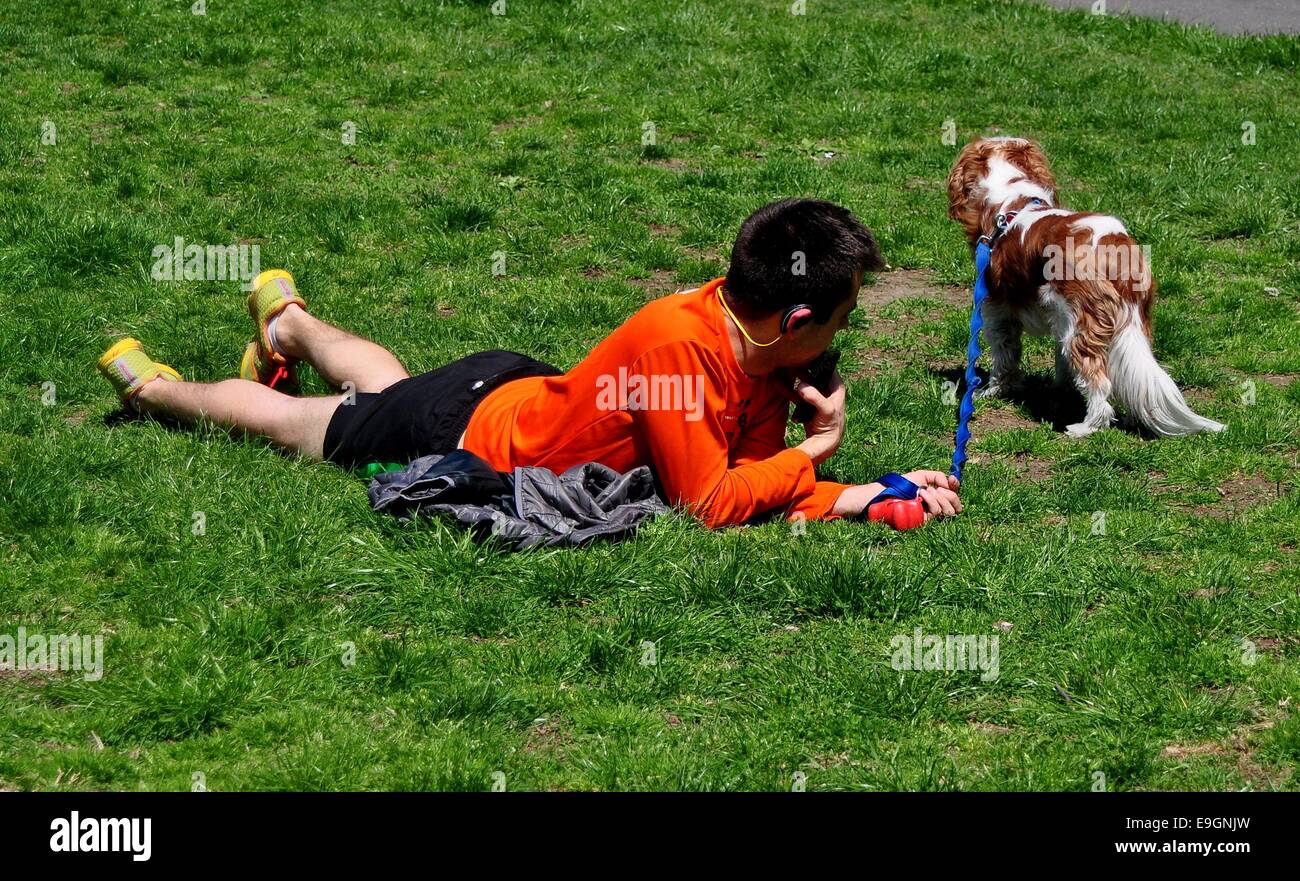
[974,381,1009,401]
[1065,422,1100,439]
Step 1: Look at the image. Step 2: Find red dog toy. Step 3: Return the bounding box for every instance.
[867,497,926,530]
[865,473,927,531]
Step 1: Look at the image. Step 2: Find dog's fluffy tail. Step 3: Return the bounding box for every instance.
[1109,312,1225,437]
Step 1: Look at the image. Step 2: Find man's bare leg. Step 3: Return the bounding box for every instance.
[135,379,344,460]
[272,304,409,393]
[122,303,411,458]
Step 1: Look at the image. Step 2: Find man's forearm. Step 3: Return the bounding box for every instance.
[796,436,838,466]
[830,482,885,518]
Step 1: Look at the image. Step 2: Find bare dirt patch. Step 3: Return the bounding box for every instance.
[0,668,53,686]
[1248,636,1285,657]
[1198,474,1289,518]
[1163,741,1227,759]
[968,721,1014,736]
[89,122,120,145]
[974,406,1039,434]
[682,243,726,264]
[1018,456,1053,482]
[626,268,680,298]
[807,751,853,771]
[844,345,898,378]
[1162,715,1293,788]
[858,268,968,309]
[850,270,969,376]
[1156,472,1291,519]
[983,451,1054,482]
[490,114,543,135]
[523,719,573,758]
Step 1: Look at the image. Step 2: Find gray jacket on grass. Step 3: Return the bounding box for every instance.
[368,449,666,550]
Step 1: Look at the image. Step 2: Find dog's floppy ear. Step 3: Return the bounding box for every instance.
[947,140,988,237]
[1007,138,1057,203]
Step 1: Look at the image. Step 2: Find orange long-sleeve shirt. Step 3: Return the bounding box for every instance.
[462,277,850,528]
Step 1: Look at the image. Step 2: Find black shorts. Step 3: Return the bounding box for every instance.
[323,350,561,470]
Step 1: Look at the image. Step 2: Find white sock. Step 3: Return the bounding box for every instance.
[265,313,287,357]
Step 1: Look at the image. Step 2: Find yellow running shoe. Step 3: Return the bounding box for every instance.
[97,338,181,409]
[239,268,307,392]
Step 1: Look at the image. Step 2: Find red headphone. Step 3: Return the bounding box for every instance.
[780,303,814,333]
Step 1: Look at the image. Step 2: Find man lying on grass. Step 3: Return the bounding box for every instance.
[97,198,962,529]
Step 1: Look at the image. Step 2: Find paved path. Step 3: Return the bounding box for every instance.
[1041,0,1300,35]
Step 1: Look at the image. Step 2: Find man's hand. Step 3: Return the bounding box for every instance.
[794,370,845,466]
[830,470,963,520]
[903,470,962,519]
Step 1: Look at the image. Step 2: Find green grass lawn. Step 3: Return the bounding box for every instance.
[2,0,1298,791]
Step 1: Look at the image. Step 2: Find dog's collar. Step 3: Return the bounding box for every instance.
[979,197,1047,249]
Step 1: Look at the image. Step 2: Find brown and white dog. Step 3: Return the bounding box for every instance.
[947,136,1224,437]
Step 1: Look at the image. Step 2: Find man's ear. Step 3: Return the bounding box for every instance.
[781,305,814,333]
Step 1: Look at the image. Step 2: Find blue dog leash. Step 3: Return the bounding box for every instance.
[868,232,997,508]
[948,198,1042,481]
[868,471,922,505]
[949,237,993,482]
[869,198,1041,518]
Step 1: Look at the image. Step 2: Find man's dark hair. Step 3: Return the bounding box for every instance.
[725,198,885,323]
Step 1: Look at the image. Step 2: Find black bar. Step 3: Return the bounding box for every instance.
[3,792,1287,865]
